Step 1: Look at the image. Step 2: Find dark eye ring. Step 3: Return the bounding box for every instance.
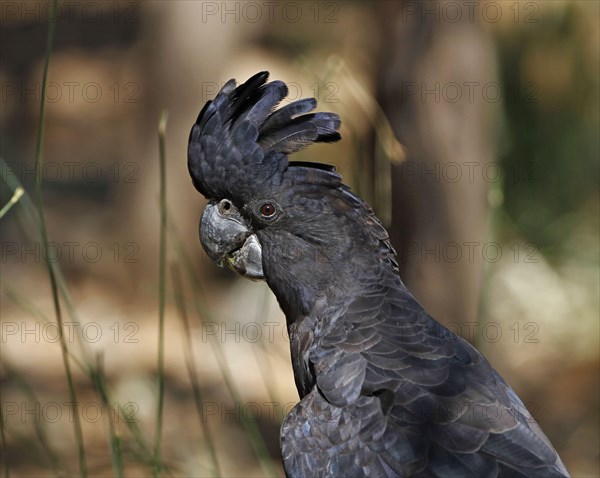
[260,203,276,218]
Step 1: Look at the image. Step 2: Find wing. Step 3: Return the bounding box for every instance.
[281,267,569,477]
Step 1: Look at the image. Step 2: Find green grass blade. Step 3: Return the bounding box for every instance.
[2,281,158,472]
[2,362,67,476]
[1,284,87,372]
[0,185,24,219]
[168,221,279,478]
[0,157,91,364]
[251,285,279,404]
[90,354,125,478]
[171,264,222,477]
[31,2,87,476]
[153,110,169,477]
[1,162,157,475]
[0,389,10,478]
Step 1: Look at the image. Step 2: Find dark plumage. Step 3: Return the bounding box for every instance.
[188,71,569,477]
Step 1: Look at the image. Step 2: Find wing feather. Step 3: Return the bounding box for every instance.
[282,269,569,477]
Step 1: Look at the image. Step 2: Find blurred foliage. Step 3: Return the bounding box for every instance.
[496,3,599,256]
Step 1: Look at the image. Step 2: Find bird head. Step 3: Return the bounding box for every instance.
[188,72,395,318]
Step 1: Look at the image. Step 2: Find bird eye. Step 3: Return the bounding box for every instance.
[260,203,276,217]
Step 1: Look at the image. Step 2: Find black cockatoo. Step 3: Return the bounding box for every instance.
[188,72,569,477]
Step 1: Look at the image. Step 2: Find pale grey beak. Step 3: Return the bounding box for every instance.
[200,200,264,281]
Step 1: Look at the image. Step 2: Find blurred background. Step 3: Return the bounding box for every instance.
[1,1,598,477]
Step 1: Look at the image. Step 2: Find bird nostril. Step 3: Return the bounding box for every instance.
[219,199,232,214]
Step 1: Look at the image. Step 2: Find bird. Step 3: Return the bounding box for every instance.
[188,71,569,477]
